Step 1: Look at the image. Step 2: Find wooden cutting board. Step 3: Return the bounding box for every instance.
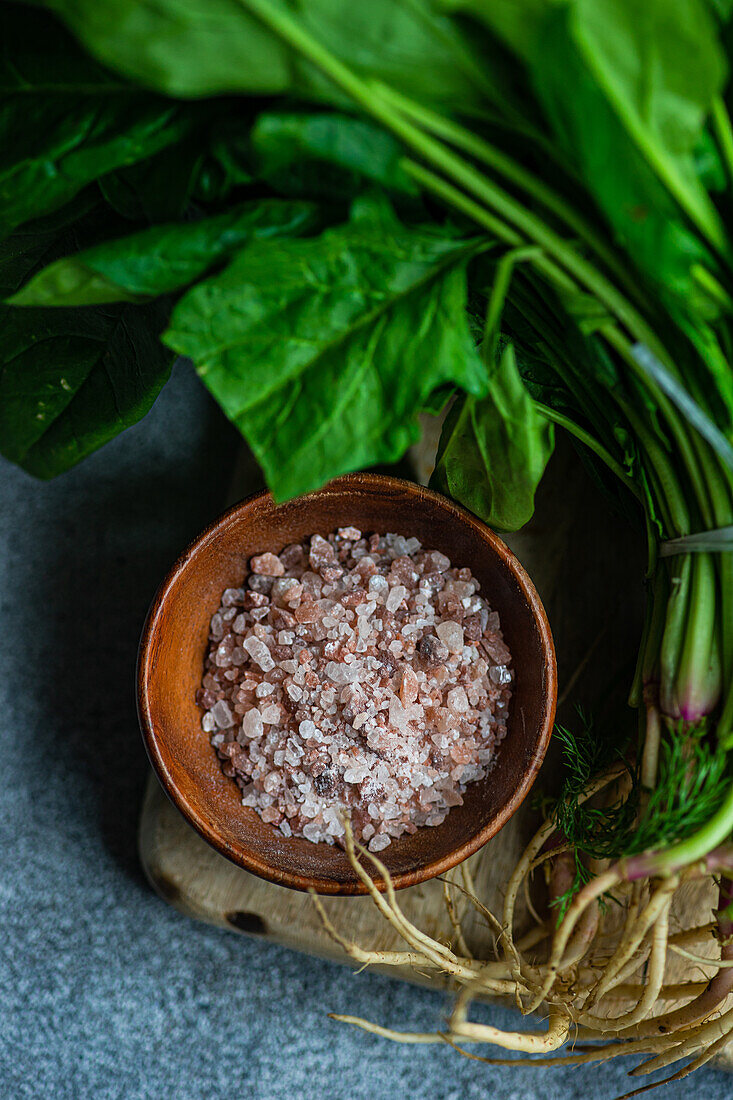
[137,437,732,1065]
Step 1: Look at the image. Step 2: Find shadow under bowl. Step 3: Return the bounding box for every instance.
[137,473,556,895]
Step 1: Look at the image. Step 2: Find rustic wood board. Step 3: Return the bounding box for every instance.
[138,438,732,1065]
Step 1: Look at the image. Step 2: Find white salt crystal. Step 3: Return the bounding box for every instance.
[368,575,389,597]
[302,823,322,842]
[260,704,280,724]
[277,630,295,645]
[243,635,275,671]
[232,613,248,634]
[210,613,226,640]
[325,661,361,683]
[436,620,464,653]
[369,834,391,852]
[490,664,513,685]
[343,766,368,783]
[202,712,217,733]
[280,820,292,838]
[389,696,408,730]
[286,683,302,701]
[211,733,224,747]
[447,686,469,713]
[210,700,234,728]
[299,719,317,738]
[242,708,263,739]
[386,585,407,612]
[263,770,281,794]
[255,682,275,697]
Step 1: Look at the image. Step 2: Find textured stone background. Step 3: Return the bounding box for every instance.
[0,360,728,1100]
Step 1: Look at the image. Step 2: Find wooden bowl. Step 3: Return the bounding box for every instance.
[138,473,556,895]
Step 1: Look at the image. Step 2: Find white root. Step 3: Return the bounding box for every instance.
[578,893,672,1029]
[311,785,730,1085]
[582,877,679,1011]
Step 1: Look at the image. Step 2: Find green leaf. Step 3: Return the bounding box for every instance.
[0,4,197,234]
[251,112,418,198]
[537,0,726,236]
[9,200,320,306]
[0,200,173,474]
[98,137,205,223]
[44,0,490,108]
[453,0,728,311]
[441,0,552,60]
[431,343,555,530]
[164,201,489,498]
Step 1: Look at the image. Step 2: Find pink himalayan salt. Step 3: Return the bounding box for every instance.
[250,552,284,576]
[198,529,513,853]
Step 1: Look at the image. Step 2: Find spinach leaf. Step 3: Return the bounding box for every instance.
[44,0,490,109]
[431,343,554,530]
[529,1,724,317]
[98,137,206,224]
[9,200,320,306]
[164,200,489,498]
[442,0,552,61]
[0,4,197,234]
[0,201,173,474]
[251,112,418,199]
[536,0,726,246]
[458,0,726,281]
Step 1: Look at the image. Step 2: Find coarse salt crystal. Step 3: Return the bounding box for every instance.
[436,621,464,653]
[210,700,234,728]
[325,661,361,683]
[251,552,284,576]
[243,635,275,671]
[386,585,407,612]
[242,708,263,739]
[447,686,469,713]
[369,833,391,852]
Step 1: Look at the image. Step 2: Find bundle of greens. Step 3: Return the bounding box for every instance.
[4,0,733,1084]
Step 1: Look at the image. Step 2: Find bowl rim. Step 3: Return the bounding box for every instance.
[137,472,557,894]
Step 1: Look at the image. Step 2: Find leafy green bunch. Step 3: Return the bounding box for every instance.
[3,0,733,870]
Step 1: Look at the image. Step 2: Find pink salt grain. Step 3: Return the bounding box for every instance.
[199,530,513,852]
[250,552,285,577]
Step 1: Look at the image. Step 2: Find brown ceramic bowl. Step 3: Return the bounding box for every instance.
[138,473,556,895]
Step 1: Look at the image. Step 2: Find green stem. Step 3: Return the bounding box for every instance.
[615,396,690,538]
[534,403,642,501]
[675,554,721,721]
[711,96,733,191]
[627,782,733,878]
[602,325,712,531]
[402,160,576,293]
[481,245,542,365]
[373,81,641,298]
